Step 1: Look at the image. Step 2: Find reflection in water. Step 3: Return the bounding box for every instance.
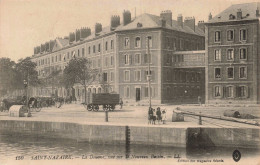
[0,134,259,161]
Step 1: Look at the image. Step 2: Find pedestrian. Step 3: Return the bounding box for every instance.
[162,109,167,124]
[156,107,162,124]
[119,98,123,109]
[148,107,153,124]
[152,108,156,125]
[198,96,202,106]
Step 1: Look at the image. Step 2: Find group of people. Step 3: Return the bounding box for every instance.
[148,107,166,125]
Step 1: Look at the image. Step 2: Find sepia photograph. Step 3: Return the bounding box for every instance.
[0,0,260,164]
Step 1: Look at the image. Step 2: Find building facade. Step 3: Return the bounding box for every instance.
[205,2,260,104]
[31,10,205,104]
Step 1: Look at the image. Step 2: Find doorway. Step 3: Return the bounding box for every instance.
[136,88,141,102]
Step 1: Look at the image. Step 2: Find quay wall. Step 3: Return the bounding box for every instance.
[0,120,259,148]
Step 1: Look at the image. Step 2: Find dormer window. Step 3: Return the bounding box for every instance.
[137,22,143,27]
[229,14,236,20]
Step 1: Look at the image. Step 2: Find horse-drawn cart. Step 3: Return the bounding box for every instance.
[82,93,120,111]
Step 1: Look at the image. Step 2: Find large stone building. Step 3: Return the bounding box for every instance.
[31,10,205,104]
[205,2,260,104]
[31,2,260,105]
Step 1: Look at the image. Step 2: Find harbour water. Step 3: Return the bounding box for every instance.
[0,133,259,162]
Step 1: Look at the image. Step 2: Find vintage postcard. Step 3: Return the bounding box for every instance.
[0,0,260,164]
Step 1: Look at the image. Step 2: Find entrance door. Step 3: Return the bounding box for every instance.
[136,88,141,102]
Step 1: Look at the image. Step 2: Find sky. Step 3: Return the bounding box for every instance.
[0,0,258,62]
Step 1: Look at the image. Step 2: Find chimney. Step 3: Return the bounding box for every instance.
[40,44,46,53]
[198,20,205,32]
[95,23,102,35]
[123,10,131,25]
[184,17,195,31]
[75,29,80,42]
[69,32,75,43]
[237,9,242,20]
[177,14,183,28]
[110,15,120,30]
[49,40,55,52]
[64,36,69,40]
[80,27,91,39]
[208,13,212,20]
[45,42,50,52]
[256,7,259,17]
[36,46,40,54]
[160,18,166,27]
[160,10,172,26]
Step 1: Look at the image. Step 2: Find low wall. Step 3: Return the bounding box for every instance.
[0,120,259,148]
[0,120,187,147]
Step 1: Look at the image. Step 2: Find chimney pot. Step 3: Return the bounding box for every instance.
[208,13,212,20]
[160,10,172,27]
[177,14,183,28]
[123,10,131,25]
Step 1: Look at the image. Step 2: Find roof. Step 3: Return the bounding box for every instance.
[116,13,204,36]
[208,2,260,23]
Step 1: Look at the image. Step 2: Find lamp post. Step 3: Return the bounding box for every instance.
[147,37,152,108]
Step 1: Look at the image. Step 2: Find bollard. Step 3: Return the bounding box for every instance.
[105,110,108,122]
[198,112,202,125]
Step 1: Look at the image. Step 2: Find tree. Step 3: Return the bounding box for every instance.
[63,58,98,103]
[0,58,18,96]
[15,57,40,87]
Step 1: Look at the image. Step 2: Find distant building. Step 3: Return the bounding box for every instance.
[205,2,260,104]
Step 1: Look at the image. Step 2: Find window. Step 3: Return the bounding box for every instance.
[166,54,171,64]
[226,86,234,98]
[124,86,130,98]
[78,49,80,57]
[67,52,70,59]
[214,86,221,97]
[124,54,129,65]
[55,56,57,62]
[98,59,101,67]
[82,48,85,57]
[103,72,108,82]
[147,36,152,48]
[110,71,114,82]
[105,57,109,67]
[134,70,141,81]
[144,53,151,64]
[124,70,130,81]
[88,46,91,54]
[215,31,221,42]
[124,37,130,48]
[227,67,234,79]
[239,29,247,41]
[135,53,141,65]
[59,54,61,61]
[93,45,96,53]
[215,68,221,79]
[135,37,141,48]
[214,49,221,61]
[105,42,108,51]
[227,30,234,41]
[98,44,101,52]
[239,48,247,60]
[111,40,114,49]
[173,38,176,50]
[93,59,96,68]
[239,66,247,79]
[110,56,114,66]
[237,86,248,98]
[180,39,184,50]
[227,49,234,60]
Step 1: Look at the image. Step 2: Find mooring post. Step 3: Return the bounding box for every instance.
[105,110,108,122]
[199,112,202,125]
